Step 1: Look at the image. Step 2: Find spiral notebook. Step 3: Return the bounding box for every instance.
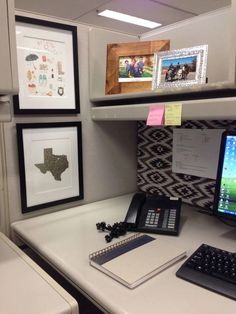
[89,234,186,289]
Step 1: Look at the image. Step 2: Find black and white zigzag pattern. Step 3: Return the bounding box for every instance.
[137,120,236,211]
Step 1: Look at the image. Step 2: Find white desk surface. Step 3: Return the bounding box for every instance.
[0,232,78,314]
[11,194,236,314]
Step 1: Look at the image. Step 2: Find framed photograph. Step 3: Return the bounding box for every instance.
[152,45,208,90]
[14,16,80,114]
[106,40,170,95]
[118,55,154,82]
[16,122,83,213]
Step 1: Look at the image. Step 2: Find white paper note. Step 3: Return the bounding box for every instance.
[172,129,225,179]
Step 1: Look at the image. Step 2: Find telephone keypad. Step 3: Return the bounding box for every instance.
[125,193,181,236]
[144,208,177,231]
[145,209,160,226]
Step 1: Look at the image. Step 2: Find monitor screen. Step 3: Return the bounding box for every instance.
[213,131,236,220]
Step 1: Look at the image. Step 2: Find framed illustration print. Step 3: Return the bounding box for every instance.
[152,45,208,90]
[16,122,83,213]
[105,40,170,95]
[14,16,80,114]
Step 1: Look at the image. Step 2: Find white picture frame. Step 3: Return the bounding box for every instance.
[152,45,208,90]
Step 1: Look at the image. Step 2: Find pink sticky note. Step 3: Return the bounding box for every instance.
[146,105,164,126]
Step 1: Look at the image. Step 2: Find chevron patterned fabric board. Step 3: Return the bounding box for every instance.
[137,120,236,212]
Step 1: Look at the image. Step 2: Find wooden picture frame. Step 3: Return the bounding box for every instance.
[14,16,80,114]
[16,122,83,213]
[105,40,170,95]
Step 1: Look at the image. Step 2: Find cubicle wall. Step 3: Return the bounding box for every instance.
[137,120,236,211]
[141,7,231,84]
[1,6,235,234]
[2,11,137,231]
[0,124,9,234]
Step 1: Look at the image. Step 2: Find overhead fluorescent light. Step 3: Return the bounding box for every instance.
[98,9,161,29]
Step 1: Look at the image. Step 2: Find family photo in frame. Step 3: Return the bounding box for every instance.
[152,45,208,90]
[118,54,154,82]
[106,40,170,94]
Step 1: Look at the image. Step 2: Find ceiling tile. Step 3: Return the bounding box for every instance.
[14,0,230,36]
[76,0,195,35]
[95,0,195,25]
[15,0,111,20]
[151,0,230,15]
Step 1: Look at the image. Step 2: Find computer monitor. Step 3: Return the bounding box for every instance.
[213,131,236,221]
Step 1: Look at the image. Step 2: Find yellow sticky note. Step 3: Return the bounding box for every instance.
[165,103,182,126]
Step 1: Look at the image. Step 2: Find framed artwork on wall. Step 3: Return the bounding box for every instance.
[105,40,170,95]
[152,45,208,90]
[14,16,80,114]
[16,122,83,213]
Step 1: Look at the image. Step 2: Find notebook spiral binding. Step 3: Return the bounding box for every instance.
[89,233,143,260]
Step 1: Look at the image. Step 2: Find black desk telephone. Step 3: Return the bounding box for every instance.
[96,192,182,242]
[124,192,182,236]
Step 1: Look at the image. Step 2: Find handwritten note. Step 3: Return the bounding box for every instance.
[146,105,164,126]
[165,103,182,126]
[172,129,225,179]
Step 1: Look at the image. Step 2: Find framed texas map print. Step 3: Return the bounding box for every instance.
[16,122,83,213]
[14,16,80,114]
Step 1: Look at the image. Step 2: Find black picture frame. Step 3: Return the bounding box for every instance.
[16,122,83,213]
[14,15,80,114]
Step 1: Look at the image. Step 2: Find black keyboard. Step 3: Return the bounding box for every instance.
[176,244,236,300]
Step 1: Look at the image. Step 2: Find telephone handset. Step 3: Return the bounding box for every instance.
[124,192,182,236]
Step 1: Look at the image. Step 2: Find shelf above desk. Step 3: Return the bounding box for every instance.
[91,95,236,121]
[91,81,236,103]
